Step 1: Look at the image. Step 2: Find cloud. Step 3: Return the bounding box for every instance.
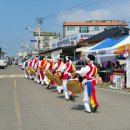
[58,0,130,22]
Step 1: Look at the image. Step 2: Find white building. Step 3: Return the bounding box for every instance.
[34,31,60,53]
[63,20,128,37]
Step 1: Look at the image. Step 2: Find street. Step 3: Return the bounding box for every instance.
[0,65,130,130]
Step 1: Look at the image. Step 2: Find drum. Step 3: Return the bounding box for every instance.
[67,80,84,94]
[31,69,36,76]
[53,72,63,86]
[26,67,31,75]
[45,70,54,80]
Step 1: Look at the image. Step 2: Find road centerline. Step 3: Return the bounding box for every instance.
[14,80,22,130]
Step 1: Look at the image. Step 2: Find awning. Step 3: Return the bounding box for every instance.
[87,34,130,56]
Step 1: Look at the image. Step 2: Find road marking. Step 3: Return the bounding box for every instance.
[14,80,22,130]
[0,75,24,79]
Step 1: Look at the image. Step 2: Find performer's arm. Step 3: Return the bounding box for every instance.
[76,66,90,77]
[45,63,50,70]
[53,63,58,70]
[60,64,66,73]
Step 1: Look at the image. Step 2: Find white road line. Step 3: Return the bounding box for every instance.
[0,75,24,78]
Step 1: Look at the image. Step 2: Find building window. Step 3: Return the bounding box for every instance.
[44,37,49,40]
[53,36,58,39]
[45,42,49,47]
[67,27,75,31]
[94,26,99,31]
[79,27,89,33]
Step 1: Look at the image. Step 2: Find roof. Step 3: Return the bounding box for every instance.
[63,21,128,26]
[40,45,77,54]
[78,27,129,46]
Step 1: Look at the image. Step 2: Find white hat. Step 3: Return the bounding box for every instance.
[65,56,69,61]
[57,55,61,60]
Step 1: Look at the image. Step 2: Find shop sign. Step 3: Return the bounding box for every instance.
[112,74,125,89]
[91,50,107,56]
[57,37,70,48]
[52,33,95,49]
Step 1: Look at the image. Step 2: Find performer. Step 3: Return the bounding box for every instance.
[52,55,63,94]
[39,57,47,85]
[60,56,75,101]
[27,59,33,79]
[76,54,99,113]
[36,58,43,84]
[23,59,29,79]
[31,56,38,80]
[43,56,54,89]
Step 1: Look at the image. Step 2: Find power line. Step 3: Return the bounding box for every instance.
[44,0,98,19]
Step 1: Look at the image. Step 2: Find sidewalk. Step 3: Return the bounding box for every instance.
[96,82,130,94]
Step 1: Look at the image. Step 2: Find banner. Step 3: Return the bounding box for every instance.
[126,55,130,88]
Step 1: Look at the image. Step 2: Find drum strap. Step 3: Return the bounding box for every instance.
[64,63,72,75]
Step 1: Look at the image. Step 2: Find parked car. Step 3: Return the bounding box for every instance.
[73,60,87,70]
[0,52,7,68]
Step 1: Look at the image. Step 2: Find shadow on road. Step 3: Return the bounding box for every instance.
[71,105,85,111]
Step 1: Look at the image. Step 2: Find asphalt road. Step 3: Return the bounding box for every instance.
[0,65,130,130]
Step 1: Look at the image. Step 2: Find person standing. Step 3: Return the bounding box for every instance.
[76,54,99,113]
[52,55,64,94]
[60,56,75,101]
[43,56,54,89]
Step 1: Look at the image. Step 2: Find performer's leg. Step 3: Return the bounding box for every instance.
[57,85,62,93]
[83,83,91,113]
[92,81,99,106]
[29,74,33,80]
[34,75,37,82]
[37,74,41,84]
[44,76,49,85]
[87,80,99,112]
[62,80,69,100]
[40,73,44,85]
[24,70,28,79]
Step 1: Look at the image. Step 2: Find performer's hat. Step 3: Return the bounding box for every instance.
[46,56,52,61]
[57,55,61,60]
[65,56,69,61]
[65,56,72,63]
[85,54,95,62]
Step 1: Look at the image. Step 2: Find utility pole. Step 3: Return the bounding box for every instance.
[36,18,44,55]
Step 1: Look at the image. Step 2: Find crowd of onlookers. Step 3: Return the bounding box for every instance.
[97,60,126,84]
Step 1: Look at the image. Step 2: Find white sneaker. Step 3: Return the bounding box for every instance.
[25,75,28,79]
[37,80,40,84]
[84,103,91,113]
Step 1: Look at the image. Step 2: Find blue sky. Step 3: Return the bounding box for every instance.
[0,0,130,56]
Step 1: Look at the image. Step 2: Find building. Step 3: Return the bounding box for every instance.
[33,31,60,53]
[63,20,128,37]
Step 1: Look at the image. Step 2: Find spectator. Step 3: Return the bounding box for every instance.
[111,63,116,72]
[105,61,111,71]
[115,61,122,69]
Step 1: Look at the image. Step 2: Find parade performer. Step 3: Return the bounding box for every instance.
[33,58,40,82]
[76,54,99,113]
[35,58,43,84]
[23,59,29,79]
[27,59,33,79]
[52,55,63,94]
[43,56,54,89]
[30,56,38,80]
[39,57,47,85]
[60,56,75,101]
